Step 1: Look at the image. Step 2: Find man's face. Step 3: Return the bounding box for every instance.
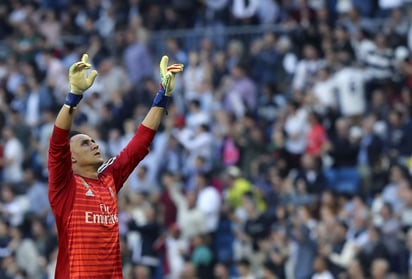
[70,134,104,168]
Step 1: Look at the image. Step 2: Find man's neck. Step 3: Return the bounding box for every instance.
[73,166,99,179]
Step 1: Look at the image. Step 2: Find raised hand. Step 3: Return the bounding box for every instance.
[69,54,98,94]
[159,55,184,96]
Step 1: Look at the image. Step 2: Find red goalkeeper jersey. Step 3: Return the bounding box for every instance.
[48,125,155,278]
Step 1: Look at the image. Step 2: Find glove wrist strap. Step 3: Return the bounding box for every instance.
[65,92,83,108]
[151,87,170,108]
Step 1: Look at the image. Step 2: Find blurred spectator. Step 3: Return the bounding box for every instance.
[378,203,402,270]
[213,262,231,279]
[191,234,214,279]
[370,258,390,279]
[295,154,327,194]
[339,259,366,279]
[195,172,221,234]
[293,224,317,279]
[167,182,207,240]
[224,166,253,210]
[185,99,211,131]
[262,225,289,278]
[357,226,390,278]
[9,225,42,279]
[174,123,213,174]
[223,63,257,119]
[1,127,24,184]
[311,256,334,279]
[24,168,49,218]
[92,56,132,103]
[305,111,327,157]
[320,221,357,277]
[326,117,359,168]
[123,28,153,86]
[235,258,255,279]
[284,100,308,169]
[127,165,159,195]
[333,61,367,117]
[292,44,325,93]
[128,206,161,277]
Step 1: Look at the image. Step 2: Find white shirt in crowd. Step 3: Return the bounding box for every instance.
[196,186,221,232]
[379,0,403,9]
[186,111,211,131]
[293,59,325,91]
[166,236,189,279]
[174,128,213,170]
[232,0,259,19]
[3,137,24,183]
[312,270,335,279]
[312,77,336,110]
[332,67,366,117]
[284,108,308,154]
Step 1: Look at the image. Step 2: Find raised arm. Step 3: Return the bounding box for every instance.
[48,54,98,209]
[141,56,183,130]
[106,56,184,190]
[55,54,98,130]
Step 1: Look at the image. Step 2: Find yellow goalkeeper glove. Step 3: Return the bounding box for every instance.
[65,54,98,109]
[152,56,184,108]
[69,54,98,94]
[159,55,184,96]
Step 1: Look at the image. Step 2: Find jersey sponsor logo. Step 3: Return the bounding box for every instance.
[85,203,118,225]
[97,157,116,173]
[85,189,95,197]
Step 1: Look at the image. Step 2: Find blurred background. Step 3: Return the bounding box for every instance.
[0,0,412,278]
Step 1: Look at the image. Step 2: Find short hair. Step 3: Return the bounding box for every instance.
[69,130,82,139]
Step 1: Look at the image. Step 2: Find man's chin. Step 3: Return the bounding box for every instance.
[96,159,105,167]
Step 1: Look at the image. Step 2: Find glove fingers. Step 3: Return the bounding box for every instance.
[159,56,169,78]
[167,64,184,73]
[69,61,82,74]
[86,70,98,86]
[167,75,176,96]
[70,62,91,74]
[163,72,172,92]
[167,64,184,70]
[81,54,89,64]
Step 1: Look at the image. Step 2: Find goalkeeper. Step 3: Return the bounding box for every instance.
[47,54,183,278]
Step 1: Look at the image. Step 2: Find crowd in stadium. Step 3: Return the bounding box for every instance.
[1,0,412,278]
